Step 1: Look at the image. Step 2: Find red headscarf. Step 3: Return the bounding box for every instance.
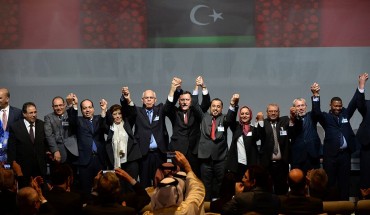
[239,106,253,136]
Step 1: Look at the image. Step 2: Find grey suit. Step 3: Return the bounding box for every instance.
[44,108,78,163]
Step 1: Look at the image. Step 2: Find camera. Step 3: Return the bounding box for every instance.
[166,151,176,158]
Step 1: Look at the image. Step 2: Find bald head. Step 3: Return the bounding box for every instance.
[142,89,157,109]
[17,187,40,214]
[288,168,306,192]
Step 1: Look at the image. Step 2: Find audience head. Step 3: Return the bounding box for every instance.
[0,88,10,109]
[96,172,121,203]
[330,97,343,116]
[0,167,17,192]
[151,176,186,210]
[50,164,73,189]
[109,104,123,125]
[80,99,94,119]
[51,96,66,116]
[243,165,271,192]
[22,102,37,123]
[17,187,41,215]
[266,103,280,122]
[292,98,307,116]
[210,98,223,117]
[178,91,192,111]
[288,168,307,194]
[142,90,157,109]
[307,168,328,192]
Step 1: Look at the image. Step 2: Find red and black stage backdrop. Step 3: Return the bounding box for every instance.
[0,0,369,48]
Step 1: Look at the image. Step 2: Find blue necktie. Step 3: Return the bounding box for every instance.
[147,110,153,124]
[146,110,157,149]
[89,119,97,153]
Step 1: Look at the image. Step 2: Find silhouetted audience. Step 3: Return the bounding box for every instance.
[210,171,239,213]
[307,168,340,201]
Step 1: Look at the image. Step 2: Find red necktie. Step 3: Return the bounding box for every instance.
[2,110,7,130]
[211,117,216,140]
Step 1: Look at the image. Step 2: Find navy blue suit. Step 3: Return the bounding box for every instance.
[67,108,106,196]
[356,99,370,188]
[0,106,22,162]
[312,88,364,200]
[290,111,321,172]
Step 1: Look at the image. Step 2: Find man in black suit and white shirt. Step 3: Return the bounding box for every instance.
[8,102,47,179]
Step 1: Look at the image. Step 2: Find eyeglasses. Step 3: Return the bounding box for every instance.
[143,96,156,100]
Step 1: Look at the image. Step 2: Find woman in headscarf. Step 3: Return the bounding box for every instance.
[103,104,141,191]
[226,106,261,179]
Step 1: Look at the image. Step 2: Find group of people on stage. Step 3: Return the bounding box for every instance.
[1,73,370,214]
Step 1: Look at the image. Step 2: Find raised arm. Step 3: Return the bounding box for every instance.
[347,73,368,119]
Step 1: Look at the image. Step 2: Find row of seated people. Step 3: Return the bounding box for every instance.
[2,151,370,215]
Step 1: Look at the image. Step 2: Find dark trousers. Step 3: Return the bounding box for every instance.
[78,154,103,200]
[360,145,370,189]
[269,160,289,195]
[291,155,321,173]
[186,150,200,178]
[139,150,165,188]
[324,149,351,200]
[200,158,226,201]
[120,160,139,193]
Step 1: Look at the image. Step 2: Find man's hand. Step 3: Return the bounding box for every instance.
[172,77,182,89]
[54,151,61,163]
[66,93,78,107]
[115,168,135,185]
[174,151,192,173]
[311,83,320,96]
[235,182,245,194]
[196,76,206,88]
[12,161,23,176]
[256,112,264,121]
[290,106,296,122]
[359,73,369,90]
[230,94,240,107]
[122,86,131,103]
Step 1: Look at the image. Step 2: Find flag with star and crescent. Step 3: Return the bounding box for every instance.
[147,0,255,48]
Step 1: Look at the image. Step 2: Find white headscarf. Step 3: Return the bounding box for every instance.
[111,121,128,168]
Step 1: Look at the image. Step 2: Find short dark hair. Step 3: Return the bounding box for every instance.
[109,104,122,114]
[211,98,223,107]
[330,97,342,104]
[51,96,65,106]
[180,91,192,97]
[22,102,36,113]
[80,99,94,109]
[50,164,73,186]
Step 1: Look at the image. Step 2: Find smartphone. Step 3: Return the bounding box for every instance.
[3,163,11,169]
[166,151,176,158]
[102,170,115,174]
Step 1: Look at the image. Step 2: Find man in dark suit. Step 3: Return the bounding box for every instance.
[7,102,47,179]
[120,78,181,188]
[44,96,79,165]
[258,103,290,195]
[311,74,366,200]
[166,76,210,177]
[0,88,22,163]
[290,92,322,172]
[44,164,82,215]
[67,94,106,199]
[279,168,323,214]
[198,94,239,201]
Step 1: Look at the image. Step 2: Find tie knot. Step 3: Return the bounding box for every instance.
[30,123,34,127]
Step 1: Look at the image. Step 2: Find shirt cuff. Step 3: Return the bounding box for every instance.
[358,87,365,93]
[192,90,199,96]
[168,96,174,102]
[202,89,209,95]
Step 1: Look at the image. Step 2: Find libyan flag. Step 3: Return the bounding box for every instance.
[147,0,255,48]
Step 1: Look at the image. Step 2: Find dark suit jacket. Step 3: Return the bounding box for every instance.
[356,100,370,147]
[279,193,323,214]
[312,88,363,157]
[166,93,210,155]
[44,108,78,163]
[67,108,106,166]
[5,106,22,131]
[222,187,280,215]
[7,119,47,177]
[44,186,83,215]
[198,108,238,161]
[290,111,321,164]
[82,203,137,215]
[226,124,260,174]
[259,116,291,168]
[104,115,142,168]
[121,100,169,156]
